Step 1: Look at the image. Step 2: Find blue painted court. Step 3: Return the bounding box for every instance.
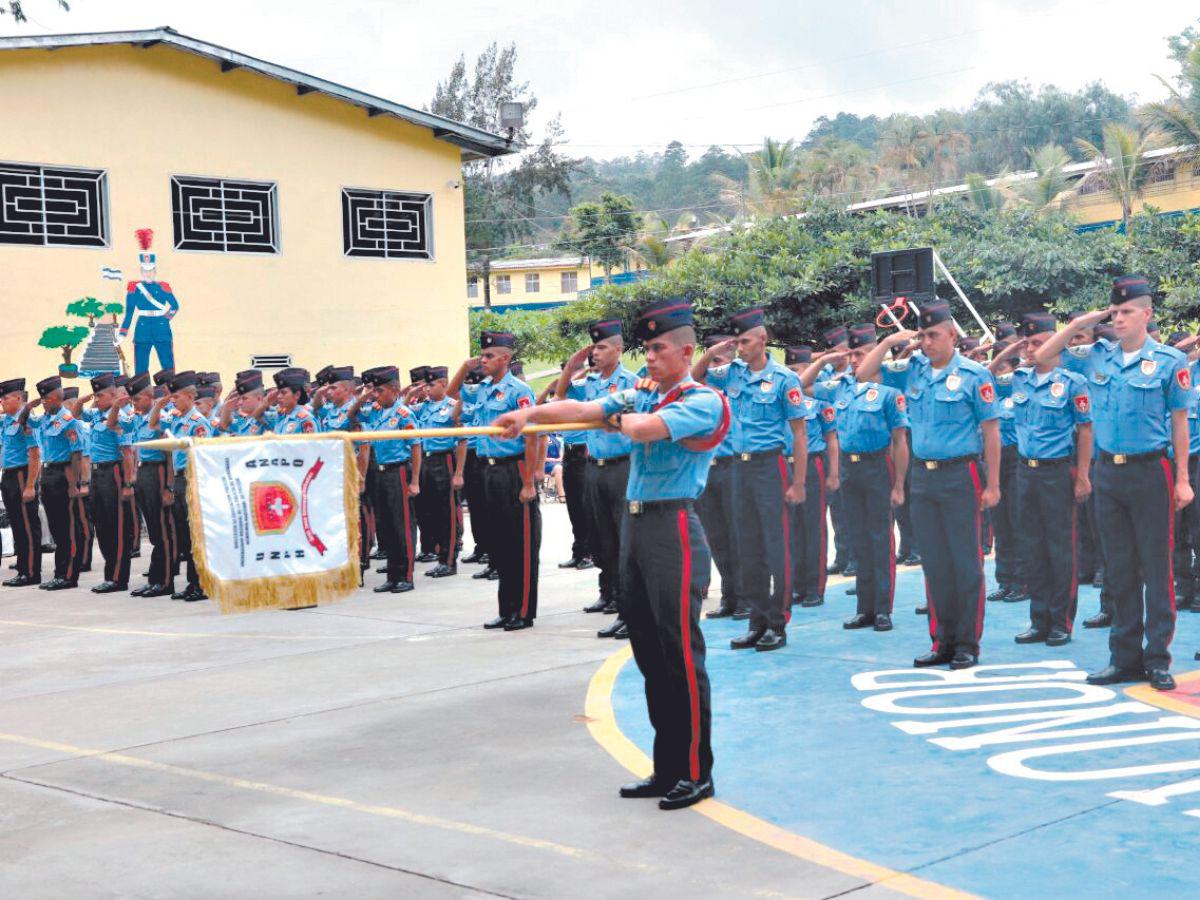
[611,562,1200,897]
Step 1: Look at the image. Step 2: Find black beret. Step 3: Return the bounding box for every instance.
[362,366,399,387]
[729,307,765,335]
[168,370,199,392]
[90,373,116,392]
[1020,313,1057,337]
[235,371,264,395]
[197,386,218,400]
[36,376,63,397]
[464,365,486,385]
[847,323,878,349]
[273,367,310,391]
[127,373,152,395]
[1111,275,1151,304]
[785,346,813,365]
[114,374,129,388]
[409,366,431,384]
[197,372,221,387]
[480,331,517,350]
[634,297,693,341]
[152,368,175,387]
[959,335,981,351]
[918,301,953,329]
[425,366,449,382]
[995,322,1017,340]
[62,386,79,400]
[0,377,26,396]
[589,319,623,343]
[1095,323,1117,341]
[821,325,849,348]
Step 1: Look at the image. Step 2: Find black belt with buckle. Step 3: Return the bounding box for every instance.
[627,498,694,516]
[482,455,522,466]
[1099,449,1166,466]
[846,448,888,463]
[711,455,735,467]
[424,449,454,458]
[44,461,71,470]
[92,460,120,469]
[736,448,784,463]
[377,461,411,471]
[913,454,977,471]
[589,455,630,467]
[1020,455,1072,469]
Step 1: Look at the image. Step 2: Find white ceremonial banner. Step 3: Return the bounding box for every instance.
[188,437,360,613]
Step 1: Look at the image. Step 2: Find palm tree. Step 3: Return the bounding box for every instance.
[923,111,971,184]
[1014,143,1075,210]
[628,213,698,269]
[1141,43,1200,155]
[801,139,881,201]
[879,115,932,213]
[1074,123,1166,231]
[711,137,804,218]
[964,173,1006,213]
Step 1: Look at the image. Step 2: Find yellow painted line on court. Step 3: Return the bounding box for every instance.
[0,619,398,642]
[0,730,593,859]
[585,645,976,900]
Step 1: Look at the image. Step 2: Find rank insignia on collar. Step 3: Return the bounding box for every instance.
[1050,381,1065,398]
[1141,359,1157,376]
[945,374,962,392]
[865,388,878,402]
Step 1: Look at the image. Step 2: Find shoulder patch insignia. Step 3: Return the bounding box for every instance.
[1179,369,1192,391]
[821,406,836,423]
[895,394,906,411]
[1074,394,1090,414]
[979,382,995,404]
[787,386,802,405]
[1141,359,1158,376]
[517,395,532,409]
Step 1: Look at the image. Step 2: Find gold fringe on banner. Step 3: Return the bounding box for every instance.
[187,438,362,614]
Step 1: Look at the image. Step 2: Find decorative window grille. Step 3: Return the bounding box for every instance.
[525,272,540,293]
[342,187,433,260]
[251,354,292,369]
[171,175,279,253]
[467,276,479,298]
[0,161,109,247]
[561,271,578,293]
[496,274,511,294]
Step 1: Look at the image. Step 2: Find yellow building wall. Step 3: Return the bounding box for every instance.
[0,43,470,383]
[1065,158,1200,225]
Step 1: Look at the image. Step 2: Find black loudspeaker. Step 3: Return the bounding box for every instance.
[871,247,934,305]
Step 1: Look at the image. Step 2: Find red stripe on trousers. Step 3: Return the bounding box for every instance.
[1162,459,1177,657]
[400,467,414,578]
[776,454,792,623]
[18,470,34,578]
[677,509,701,782]
[968,461,986,642]
[1067,467,1078,632]
[446,456,457,563]
[518,461,531,619]
[816,457,828,598]
[886,457,897,614]
[65,483,78,581]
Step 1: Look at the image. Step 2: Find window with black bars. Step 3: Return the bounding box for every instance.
[171,175,279,253]
[342,187,433,260]
[0,161,109,247]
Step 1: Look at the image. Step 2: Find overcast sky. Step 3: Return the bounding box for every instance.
[3,0,1197,160]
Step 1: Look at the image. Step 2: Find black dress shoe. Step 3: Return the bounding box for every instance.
[583,596,609,613]
[415,552,437,563]
[874,613,893,632]
[1149,669,1176,691]
[130,584,150,596]
[903,553,922,566]
[486,568,499,581]
[842,563,857,577]
[915,604,928,615]
[391,582,414,593]
[601,600,619,614]
[183,585,208,602]
[731,628,765,650]
[471,566,493,580]
[44,579,77,591]
[659,778,715,810]
[612,622,629,639]
[483,616,511,629]
[504,617,534,631]
[575,558,595,570]
[91,582,128,594]
[986,587,1011,603]
[142,583,175,598]
[1003,589,1029,603]
[914,649,955,667]
[39,578,62,590]
[3,575,39,587]
[462,550,485,564]
[370,548,387,560]
[374,581,399,593]
[1085,665,1148,685]
[843,613,875,629]
[950,651,978,670]
[171,587,191,600]
[800,595,824,608]
[597,617,625,638]
[558,557,584,568]
[705,606,736,619]
[1014,629,1047,644]
[428,565,456,578]
[754,628,786,651]
[619,774,671,798]
[1046,628,1071,646]
[1083,611,1112,629]
[845,586,857,596]
[731,608,751,620]
[375,565,388,574]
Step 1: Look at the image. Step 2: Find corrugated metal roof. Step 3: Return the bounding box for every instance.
[0,26,516,161]
[471,256,584,271]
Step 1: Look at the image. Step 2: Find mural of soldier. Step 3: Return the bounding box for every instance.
[119,229,179,375]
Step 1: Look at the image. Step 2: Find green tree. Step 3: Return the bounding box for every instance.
[1013,144,1074,210]
[65,296,105,326]
[963,173,1006,213]
[1075,123,1167,231]
[712,138,804,218]
[104,301,124,325]
[38,325,89,366]
[557,193,641,283]
[1142,43,1200,154]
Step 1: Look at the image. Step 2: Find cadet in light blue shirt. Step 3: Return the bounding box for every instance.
[81,373,137,592]
[490,298,723,807]
[29,376,87,587]
[414,365,463,577]
[455,365,489,566]
[1,378,43,585]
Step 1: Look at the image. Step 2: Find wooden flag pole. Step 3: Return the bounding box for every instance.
[134,421,600,452]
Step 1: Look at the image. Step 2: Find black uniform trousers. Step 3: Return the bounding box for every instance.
[910,458,986,656]
[992,444,1022,590]
[171,471,199,587]
[843,451,896,616]
[462,448,488,558]
[620,501,713,786]
[1,466,42,580]
[696,456,739,612]
[135,460,176,585]
[480,455,541,621]
[1094,454,1177,672]
[733,450,792,633]
[41,462,87,582]
[81,491,94,570]
[790,452,828,604]
[415,459,437,557]
[1077,474,1101,581]
[894,431,917,558]
[562,443,591,561]
[373,462,416,583]
[1016,459,1078,634]
[360,449,378,568]
[419,450,462,567]
[828,458,855,569]
[585,456,630,608]
[1175,456,1200,596]
[92,461,133,586]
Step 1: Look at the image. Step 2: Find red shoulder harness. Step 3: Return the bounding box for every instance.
[652,383,731,452]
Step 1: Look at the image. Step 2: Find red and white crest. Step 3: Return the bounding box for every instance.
[787,386,803,405]
[896,394,906,411]
[1074,394,1090,414]
[1178,368,1192,391]
[821,406,836,423]
[979,382,995,404]
[517,395,531,409]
